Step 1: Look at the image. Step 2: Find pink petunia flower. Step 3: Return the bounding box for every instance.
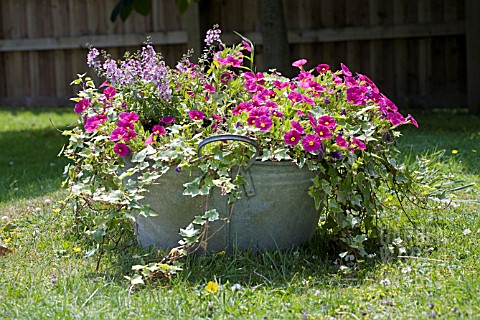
[292,59,307,68]
[160,116,176,125]
[335,135,349,149]
[104,86,116,99]
[84,114,106,132]
[152,125,166,135]
[189,110,205,121]
[118,112,139,124]
[318,115,336,129]
[302,134,322,152]
[353,137,366,150]
[406,114,418,128]
[74,98,90,114]
[114,143,130,156]
[290,121,305,134]
[122,129,137,142]
[316,64,330,74]
[255,116,273,131]
[242,40,252,52]
[144,134,155,145]
[204,83,216,93]
[340,63,352,76]
[110,127,126,141]
[284,130,301,146]
[314,125,332,140]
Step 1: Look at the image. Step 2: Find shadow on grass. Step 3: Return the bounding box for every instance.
[0,107,77,203]
[93,229,390,290]
[396,110,480,175]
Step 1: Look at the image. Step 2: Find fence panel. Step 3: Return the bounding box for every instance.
[0,0,475,111]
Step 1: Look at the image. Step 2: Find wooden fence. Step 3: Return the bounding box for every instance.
[1,0,479,113]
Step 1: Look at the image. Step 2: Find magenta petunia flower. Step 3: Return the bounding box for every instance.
[110,127,126,141]
[74,98,90,114]
[189,110,205,121]
[353,137,366,150]
[292,59,307,68]
[114,143,130,156]
[144,134,154,145]
[302,134,322,152]
[388,112,406,126]
[318,115,336,129]
[255,116,273,131]
[346,87,365,106]
[232,102,252,114]
[204,83,215,93]
[288,91,303,104]
[290,121,305,134]
[220,72,233,84]
[118,112,139,124]
[265,101,278,111]
[104,86,116,99]
[284,130,301,146]
[314,125,332,140]
[335,135,349,149]
[242,40,252,52]
[152,125,166,135]
[406,114,418,128]
[160,116,176,125]
[84,114,106,132]
[272,109,283,118]
[340,63,352,76]
[273,80,289,90]
[117,120,134,131]
[122,129,137,142]
[316,64,330,73]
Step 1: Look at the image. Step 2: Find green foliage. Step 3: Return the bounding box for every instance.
[110,0,152,22]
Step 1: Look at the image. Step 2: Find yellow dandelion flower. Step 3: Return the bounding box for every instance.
[2,237,11,243]
[73,247,82,252]
[387,195,393,201]
[205,281,219,293]
[472,149,477,153]
[53,208,61,213]
[451,150,458,155]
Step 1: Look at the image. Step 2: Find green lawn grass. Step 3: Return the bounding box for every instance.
[1,107,479,319]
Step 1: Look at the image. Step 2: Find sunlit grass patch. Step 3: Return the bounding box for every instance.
[0,107,479,318]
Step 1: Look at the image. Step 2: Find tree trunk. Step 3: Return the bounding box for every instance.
[257,0,291,76]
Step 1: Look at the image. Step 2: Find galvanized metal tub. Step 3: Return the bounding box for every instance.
[133,135,321,252]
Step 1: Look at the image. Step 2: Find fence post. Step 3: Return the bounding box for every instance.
[466,0,480,114]
[184,2,201,59]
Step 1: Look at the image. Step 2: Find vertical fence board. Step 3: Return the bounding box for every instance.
[0,0,470,109]
[393,1,408,106]
[465,0,480,113]
[417,0,432,104]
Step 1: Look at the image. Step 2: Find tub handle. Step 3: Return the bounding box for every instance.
[198,134,259,197]
[197,134,260,170]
